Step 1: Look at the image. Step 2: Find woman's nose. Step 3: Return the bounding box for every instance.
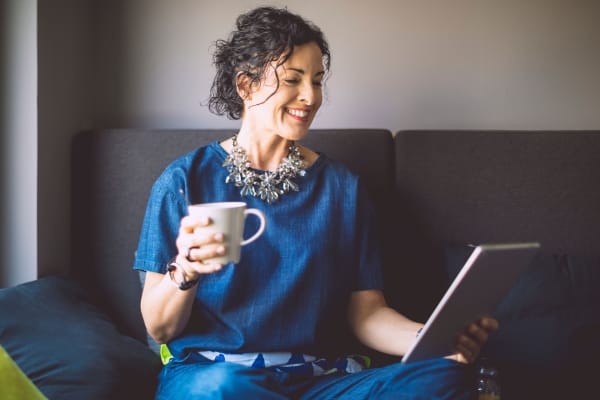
[298,81,318,105]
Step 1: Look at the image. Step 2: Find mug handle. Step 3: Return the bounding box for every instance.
[241,208,266,246]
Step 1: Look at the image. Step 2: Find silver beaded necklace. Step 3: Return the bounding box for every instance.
[223,135,306,204]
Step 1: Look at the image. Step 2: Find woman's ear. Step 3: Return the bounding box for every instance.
[236,72,251,101]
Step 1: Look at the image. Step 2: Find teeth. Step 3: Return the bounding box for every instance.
[287,108,309,118]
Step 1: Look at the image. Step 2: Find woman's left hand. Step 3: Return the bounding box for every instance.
[450,316,499,364]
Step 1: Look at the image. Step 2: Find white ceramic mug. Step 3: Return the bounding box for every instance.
[188,202,266,264]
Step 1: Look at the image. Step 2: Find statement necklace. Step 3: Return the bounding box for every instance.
[223,135,306,204]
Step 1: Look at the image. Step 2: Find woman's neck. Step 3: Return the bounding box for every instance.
[234,128,291,171]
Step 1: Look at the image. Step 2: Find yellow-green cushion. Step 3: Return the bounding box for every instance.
[0,345,47,400]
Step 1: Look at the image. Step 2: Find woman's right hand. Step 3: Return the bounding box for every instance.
[141,214,226,343]
[175,214,226,279]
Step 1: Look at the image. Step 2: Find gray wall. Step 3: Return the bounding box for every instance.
[29,0,600,280]
[91,0,600,130]
[38,0,93,279]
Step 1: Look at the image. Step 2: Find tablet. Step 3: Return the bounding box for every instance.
[401,242,540,364]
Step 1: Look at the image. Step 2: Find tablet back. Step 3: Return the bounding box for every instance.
[402,242,540,363]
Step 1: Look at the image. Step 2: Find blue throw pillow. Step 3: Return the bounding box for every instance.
[0,277,161,400]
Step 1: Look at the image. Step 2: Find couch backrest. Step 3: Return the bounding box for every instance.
[390,130,600,321]
[71,129,394,343]
[71,128,600,345]
[395,130,600,253]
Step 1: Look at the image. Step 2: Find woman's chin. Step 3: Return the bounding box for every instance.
[278,125,313,142]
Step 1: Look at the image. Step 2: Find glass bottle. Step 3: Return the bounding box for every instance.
[476,359,501,400]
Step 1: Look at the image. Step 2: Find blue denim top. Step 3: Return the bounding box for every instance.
[133,142,383,359]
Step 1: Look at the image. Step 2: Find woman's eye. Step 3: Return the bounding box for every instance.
[313,81,323,87]
[284,79,300,85]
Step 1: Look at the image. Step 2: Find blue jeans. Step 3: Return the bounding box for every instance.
[156,354,475,399]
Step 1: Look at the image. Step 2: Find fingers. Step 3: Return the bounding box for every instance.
[185,240,226,263]
[177,233,225,253]
[178,254,223,275]
[177,215,224,255]
[179,215,210,233]
[175,215,226,279]
[466,322,489,345]
[480,316,500,332]
[467,317,499,344]
[455,333,481,364]
[453,317,500,364]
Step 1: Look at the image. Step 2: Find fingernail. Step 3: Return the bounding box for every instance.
[214,233,224,241]
[216,246,225,254]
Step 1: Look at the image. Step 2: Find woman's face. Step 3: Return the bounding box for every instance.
[242,41,325,141]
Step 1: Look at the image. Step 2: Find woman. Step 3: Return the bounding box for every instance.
[134,6,497,399]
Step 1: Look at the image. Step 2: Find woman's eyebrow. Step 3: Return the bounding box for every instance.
[286,67,325,77]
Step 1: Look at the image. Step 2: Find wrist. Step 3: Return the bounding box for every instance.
[167,257,199,290]
[175,254,198,279]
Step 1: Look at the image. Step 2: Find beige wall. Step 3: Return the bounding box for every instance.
[33,0,600,279]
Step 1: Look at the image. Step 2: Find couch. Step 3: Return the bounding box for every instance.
[1,129,598,399]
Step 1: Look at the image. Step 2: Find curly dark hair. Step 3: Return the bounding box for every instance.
[208,6,331,120]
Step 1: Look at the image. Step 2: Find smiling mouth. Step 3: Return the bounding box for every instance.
[286,108,310,121]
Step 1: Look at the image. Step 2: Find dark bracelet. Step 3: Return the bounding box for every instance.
[167,259,199,291]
